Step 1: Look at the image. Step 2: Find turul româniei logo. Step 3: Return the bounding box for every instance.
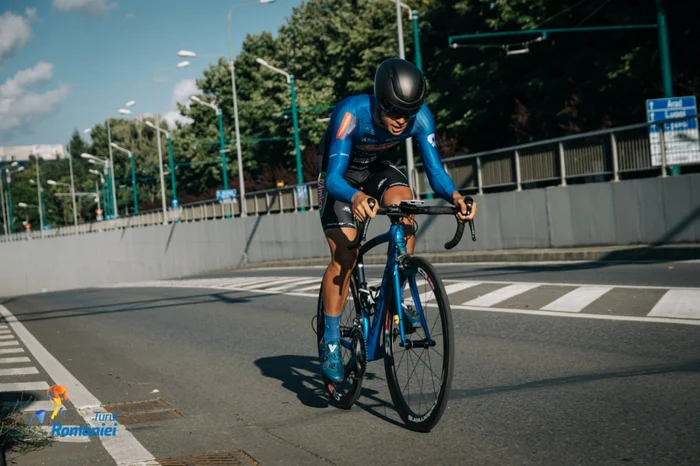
[27,385,120,437]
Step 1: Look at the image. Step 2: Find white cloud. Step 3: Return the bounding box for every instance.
[52,0,118,17]
[0,12,33,65]
[25,8,38,20]
[161,79,197,127]
[0,62,70,137]
[0,62,54,99]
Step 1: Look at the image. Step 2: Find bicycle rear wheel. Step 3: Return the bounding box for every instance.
[383,255,455,432]
[315,274,365,409]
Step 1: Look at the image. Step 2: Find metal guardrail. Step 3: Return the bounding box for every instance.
[1,115,698,243]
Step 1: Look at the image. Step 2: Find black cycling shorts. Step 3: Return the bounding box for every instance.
[317,160,411,231]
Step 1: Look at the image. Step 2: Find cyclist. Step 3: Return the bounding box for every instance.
[317,58,478,382]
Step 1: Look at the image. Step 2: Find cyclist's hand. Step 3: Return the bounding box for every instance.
[452,192,477,223]
[351,192,378,222]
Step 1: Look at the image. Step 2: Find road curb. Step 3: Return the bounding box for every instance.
[229,244,700,271]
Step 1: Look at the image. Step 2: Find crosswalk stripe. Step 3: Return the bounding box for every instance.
[255,277,311,291]
[20,400,54,412]
[0,348,24,354]
[440,281,482,301]
[293,281,324,292]
[0,367,39,376]
[0,381,50,391]
[0,335,16,340]
[233,277,285,290]
[220,277,263,287]
[541,286,614,312]
[0,330,12,334]
[647,289,700,319]
[0,357,31,364]
[0,341,19,347]
[0,325,7,329]
[266,278,322,292]
[463,283,541,307]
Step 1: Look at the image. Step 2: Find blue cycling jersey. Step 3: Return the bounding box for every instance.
[322,94,457,204]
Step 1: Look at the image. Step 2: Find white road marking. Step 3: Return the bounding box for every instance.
[293,281,324,292]
[0,381,49,391]
[463,283,540,307]
[541,286,614,312]
[265,277,322,292]
[0,304,157,465]
[0,348,24,354]
[254,277,313,291]
[0,335,16,340]
[647,290,700,319]
[0,341,19,347]
[20,400,54,412]
[0,367,39,376]
[233,277,287,290]
[0,356,31,364]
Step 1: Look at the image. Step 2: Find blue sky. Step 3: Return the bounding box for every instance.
[0,0,302,146]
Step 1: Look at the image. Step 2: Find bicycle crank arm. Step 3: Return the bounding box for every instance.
[399,338,437,349]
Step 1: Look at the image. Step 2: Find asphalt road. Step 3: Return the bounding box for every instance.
[1,260,699,465]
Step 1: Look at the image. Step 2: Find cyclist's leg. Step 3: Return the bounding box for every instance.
[318,172,358,381]
[364,161,416,254]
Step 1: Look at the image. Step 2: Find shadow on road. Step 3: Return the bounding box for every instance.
[449,359,700,400]
[0,290,280,324]
[254,354,405,428]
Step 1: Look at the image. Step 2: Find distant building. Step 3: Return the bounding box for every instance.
[0,145,64,163]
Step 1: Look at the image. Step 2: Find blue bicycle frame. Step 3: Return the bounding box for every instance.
[343,222,434,362]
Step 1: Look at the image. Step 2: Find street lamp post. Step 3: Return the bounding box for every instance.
[28,179,47,230]
[190,95,230,185]
[109,143,138,214]
[5,164,24,240]
[81,154,110,214]
[32,156,45,233]
[89,169,104,213]
[255,58,303,187]
[145,121,178,208]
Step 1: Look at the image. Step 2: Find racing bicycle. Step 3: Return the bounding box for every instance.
[314,197,476,432]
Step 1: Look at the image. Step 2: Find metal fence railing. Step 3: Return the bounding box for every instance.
[1,114,698,243]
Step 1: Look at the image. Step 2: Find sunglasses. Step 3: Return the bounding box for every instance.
[379,102,418,120]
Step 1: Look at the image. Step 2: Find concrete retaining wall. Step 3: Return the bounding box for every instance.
[1,174,698,297]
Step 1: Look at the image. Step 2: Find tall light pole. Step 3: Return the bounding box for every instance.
[28,179,47,230]
[190,95,231,191]
[66,149,79,225]
[5,163,24,240]
[145,121,177,208]
[81,154,110,214]
[393,0,416,197]
[110,142,139,214]
[0,167,8,237]
[150,80,169,224]
[32,156,45,233]
[224,0,276,215]
[255,58,303,187]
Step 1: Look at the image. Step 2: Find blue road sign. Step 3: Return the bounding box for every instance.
[216,189,237,201]
[645,96,700,166]
[295,185,308,201]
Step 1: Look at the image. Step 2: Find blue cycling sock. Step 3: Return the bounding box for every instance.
[323,312,341,342]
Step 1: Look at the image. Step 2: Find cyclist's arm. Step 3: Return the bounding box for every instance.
[413,107,459,201]
[325,107,360,204]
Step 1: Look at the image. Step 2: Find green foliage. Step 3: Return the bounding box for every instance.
[13,0,693,230]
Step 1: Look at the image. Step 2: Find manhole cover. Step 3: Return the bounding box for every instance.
[102,398,184,425]
[156,449,260,465]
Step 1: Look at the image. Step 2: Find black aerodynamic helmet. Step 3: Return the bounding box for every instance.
[374,58,426,118]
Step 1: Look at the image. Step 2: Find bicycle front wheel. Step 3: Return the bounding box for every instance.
[383,255,455,432]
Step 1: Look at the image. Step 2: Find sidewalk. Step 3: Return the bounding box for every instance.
[235,243,700,270]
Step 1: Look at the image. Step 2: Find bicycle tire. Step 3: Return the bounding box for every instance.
[383,255,455,432]
[316,274,364,409]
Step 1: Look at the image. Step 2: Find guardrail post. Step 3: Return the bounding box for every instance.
[611,133,620,182]
[476,156,483,195]
[514,150,522,191]
[280,190,285,214]
[659,124,668,178]
[558,142,567,187]
[265,192,271,215]
[293,187,298,212]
